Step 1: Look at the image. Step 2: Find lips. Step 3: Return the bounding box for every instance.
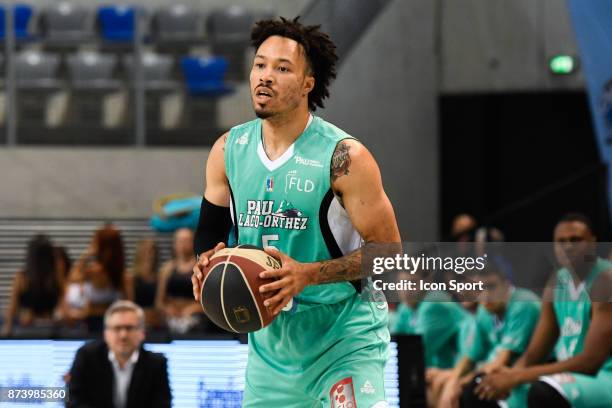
[255,86,274,101]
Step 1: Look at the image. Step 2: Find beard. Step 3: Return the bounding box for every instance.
[254,103,276,119]
[254,109,274,119]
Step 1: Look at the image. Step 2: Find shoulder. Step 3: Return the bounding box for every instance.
[160,261,174,276]
[331,138,379,186]
[591,265,612,301]
[510,288,541,306]
[209,132,230,157]
[140,349,168,368]
[77,340,107,359]
[224,119,260,147]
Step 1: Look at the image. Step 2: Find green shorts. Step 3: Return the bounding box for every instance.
[501,369,612,408]
[539,370,612,408]
[243,293,390,408]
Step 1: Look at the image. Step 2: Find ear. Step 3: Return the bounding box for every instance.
[303,75,315,96]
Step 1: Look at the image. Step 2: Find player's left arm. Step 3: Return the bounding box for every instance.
[318,139,402,281]
[477,299,612,399]
[260,139,401,314]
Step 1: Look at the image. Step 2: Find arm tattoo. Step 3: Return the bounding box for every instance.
[331,141,351,182]
[317,249,363,284]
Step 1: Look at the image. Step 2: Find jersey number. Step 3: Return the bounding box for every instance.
[262,234,279,248]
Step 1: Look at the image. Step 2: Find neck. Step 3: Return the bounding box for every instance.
[569,260,595,281]
[115,351,133,369]
[261,107,310,159]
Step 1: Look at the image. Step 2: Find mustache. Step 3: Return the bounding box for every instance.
[255,84,275,93]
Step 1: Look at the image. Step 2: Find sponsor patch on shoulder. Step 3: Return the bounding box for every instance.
[330,377,357,408]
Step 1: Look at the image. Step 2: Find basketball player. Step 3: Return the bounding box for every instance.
[191,17,401,408]
[435,264,540,408]
[474,213,612,408]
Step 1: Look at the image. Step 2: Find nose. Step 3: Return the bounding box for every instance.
[259,67,274,85]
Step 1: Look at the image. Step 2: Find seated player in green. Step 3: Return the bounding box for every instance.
[434,263,541,408]
[391,269,468,370]
[476,213,612,408]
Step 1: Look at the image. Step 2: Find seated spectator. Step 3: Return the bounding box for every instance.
[156,228,202,333]
[58,260,91,329]
[1,235,63,337]
[55,246,72,287]
[130,238,163,329]
[432,265,540,408]
[67,300,171,408]
[70,224,133,332]
[472,213,612,408]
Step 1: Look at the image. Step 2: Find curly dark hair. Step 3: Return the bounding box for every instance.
[251,16,338,111]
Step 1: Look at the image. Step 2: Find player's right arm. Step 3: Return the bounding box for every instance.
[192,132,231,302]
[203,132,230,207]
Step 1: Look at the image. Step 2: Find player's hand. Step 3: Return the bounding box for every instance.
[437,379,461,408]
[429,369,452,395]
[474,367,515,401]
[259,247,314,315]
[192,242,226,302]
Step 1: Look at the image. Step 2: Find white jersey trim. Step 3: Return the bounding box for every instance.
[256,114,313,172]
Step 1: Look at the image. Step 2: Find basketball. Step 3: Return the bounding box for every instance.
[199,245,281,333]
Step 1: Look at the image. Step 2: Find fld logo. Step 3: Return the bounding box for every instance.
[285,170,315,193]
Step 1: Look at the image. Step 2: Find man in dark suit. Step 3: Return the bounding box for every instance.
[67,300,171,408]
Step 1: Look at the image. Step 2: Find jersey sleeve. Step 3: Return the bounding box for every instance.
[498,300,540,354]
[416,302,461,367]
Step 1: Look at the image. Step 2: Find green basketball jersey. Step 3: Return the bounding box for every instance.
[554,257,612,372]
[466,288,540,364]
[391,291,467,368]
[224,115,360,305]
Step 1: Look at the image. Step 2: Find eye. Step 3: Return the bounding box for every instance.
[254,63,264,69]
[278,66,289,72]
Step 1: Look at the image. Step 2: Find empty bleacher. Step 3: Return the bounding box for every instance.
[0,2,274,146]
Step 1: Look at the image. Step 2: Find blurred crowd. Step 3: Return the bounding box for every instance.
[0,224,221,338]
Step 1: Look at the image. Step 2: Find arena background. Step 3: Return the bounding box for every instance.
[0,0,610,407]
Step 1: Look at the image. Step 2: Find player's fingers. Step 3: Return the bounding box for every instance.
[474,383,484,398]
[191,271,201,301]
[263,287,290,309]
[192,263,203,281]
[263,246,285,262]
[198,243,225,267]
[259,277,286,293]
[272,296,291,315]
[263,290,284,308]
[259,267,287,280]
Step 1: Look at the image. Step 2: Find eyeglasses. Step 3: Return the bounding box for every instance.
[105,324,142,333]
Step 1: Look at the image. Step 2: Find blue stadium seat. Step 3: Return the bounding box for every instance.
[97,5,134,42]
[0,4,34,40]
[180,56,233,97]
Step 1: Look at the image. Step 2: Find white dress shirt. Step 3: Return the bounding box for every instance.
[108,350,139,408]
